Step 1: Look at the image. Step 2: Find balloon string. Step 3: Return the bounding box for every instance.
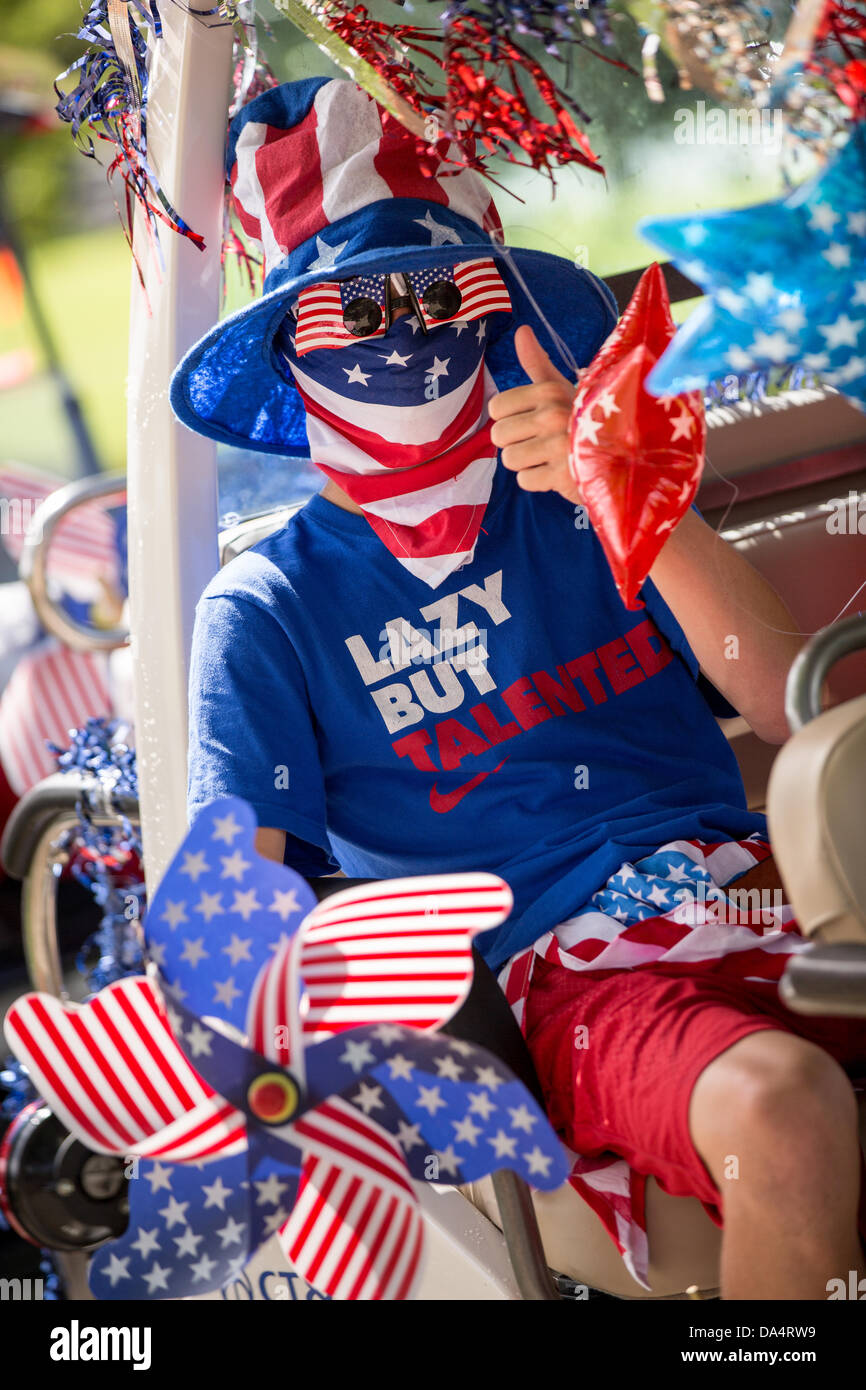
[701,447,866,638]
[499,243,582,381]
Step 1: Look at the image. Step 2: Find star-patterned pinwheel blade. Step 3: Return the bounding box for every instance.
[146,798,316,1033]
[302,1023,568,1191]
[568,263,706,609]
[88,1150,301,1301]
[640,123,866,410]
[2,977,246,1162]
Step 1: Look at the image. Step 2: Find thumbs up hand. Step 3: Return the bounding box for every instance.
[488,325,584,504]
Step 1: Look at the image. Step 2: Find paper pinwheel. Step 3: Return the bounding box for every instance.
[639,122,866,412]
[4,798,567,1301]
[568,262,707,610]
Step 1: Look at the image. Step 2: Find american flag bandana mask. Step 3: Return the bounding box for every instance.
[4,797,568,1301]
[278,314,502,588]
[292,259,512,355]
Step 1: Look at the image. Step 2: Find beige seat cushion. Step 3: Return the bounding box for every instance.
[463,1165,720,1299]
[767,693,866,945]
[463,1102,866,1298]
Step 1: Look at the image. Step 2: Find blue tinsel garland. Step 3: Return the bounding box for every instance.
[0,721,145,1288]
[48,718,145,996]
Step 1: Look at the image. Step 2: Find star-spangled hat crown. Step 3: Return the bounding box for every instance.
[170,77,618,456]
[228,78,505,281]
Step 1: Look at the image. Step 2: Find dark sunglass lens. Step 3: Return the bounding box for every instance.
[421,280,462,320]
[343,296,383,337]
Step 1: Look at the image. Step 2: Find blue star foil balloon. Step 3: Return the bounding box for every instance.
[639,122,866,412]
[4,798,568,1301]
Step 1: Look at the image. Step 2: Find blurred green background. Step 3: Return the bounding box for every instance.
[0,0,794,480]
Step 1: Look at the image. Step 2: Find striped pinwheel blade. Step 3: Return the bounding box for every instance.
[280,1099,423,1300]
[246,931,296,1067]
[145,798,315,1033]
[294,873,513,1041]
[3,977,246,1162]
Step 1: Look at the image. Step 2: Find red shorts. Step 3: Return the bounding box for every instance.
[523,955,866,1224]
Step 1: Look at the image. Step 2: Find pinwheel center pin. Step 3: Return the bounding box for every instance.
[247,1072,300,1125]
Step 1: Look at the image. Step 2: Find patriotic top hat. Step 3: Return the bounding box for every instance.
[169,77,618,456]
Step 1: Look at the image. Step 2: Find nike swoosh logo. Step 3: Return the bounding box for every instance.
[429,758,509,814]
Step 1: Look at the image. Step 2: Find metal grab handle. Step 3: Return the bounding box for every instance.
[785,613,866,733]
[779,945,866,1018]
[19,473,128,653]
[0,771,140,997]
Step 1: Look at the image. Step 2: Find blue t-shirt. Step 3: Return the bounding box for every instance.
[188,465,765,971]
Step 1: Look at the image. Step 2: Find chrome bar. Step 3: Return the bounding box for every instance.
[19,473,128,653]
[785,613,866,732]
[20,814,79,999]
[490,1171,562,1301]
[779,945,866,1017]
[8,786,139,1299]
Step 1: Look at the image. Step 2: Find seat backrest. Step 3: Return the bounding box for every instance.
[218,503,305,567]
[768,693,866,944]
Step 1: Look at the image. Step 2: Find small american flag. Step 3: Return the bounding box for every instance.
[0,464,122,795]
[0,464,122,589]
[409,259,512,329]
[293,275,389,355]
[0,639,112,795]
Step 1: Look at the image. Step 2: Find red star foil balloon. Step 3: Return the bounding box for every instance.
[4,798,568,1301]
[568,262,707,610]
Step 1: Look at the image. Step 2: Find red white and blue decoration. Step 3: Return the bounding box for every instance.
[4,798,567,1300]
[169,77,617,458]
[639,123,866,413]
[773,0,866,155]
[568,264,706,610]
[499,833,805,1287]
[54,0,208,280]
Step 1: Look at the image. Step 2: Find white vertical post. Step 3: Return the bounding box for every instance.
[126,9,234,892]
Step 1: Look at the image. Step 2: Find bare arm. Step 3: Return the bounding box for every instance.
[255,826,286,864]
[254,827,346,878]
[646,508,802,744]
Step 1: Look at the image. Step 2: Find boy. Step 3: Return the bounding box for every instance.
[173,77,866,1299]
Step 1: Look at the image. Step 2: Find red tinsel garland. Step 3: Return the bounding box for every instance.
[808,0,866,118]
[312,3,619,180]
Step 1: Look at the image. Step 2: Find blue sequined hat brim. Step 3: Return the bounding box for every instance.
[170,197,618,457]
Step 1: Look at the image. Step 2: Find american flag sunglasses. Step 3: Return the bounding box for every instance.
[288,260,512,356]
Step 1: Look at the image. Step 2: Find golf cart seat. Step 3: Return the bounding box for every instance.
[768,614,866,1014]
[768,620,866,949]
